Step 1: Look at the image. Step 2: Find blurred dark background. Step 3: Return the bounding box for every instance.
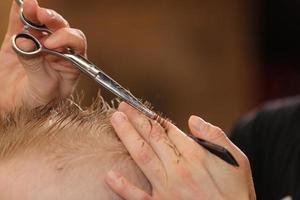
[1,0,299,132]
[259,0,300,101]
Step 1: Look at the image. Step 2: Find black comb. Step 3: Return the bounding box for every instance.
[190,135,239,167]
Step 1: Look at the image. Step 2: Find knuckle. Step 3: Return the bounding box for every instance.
[186,145,208,163]
[47,9,59,22]
[62,18,70,27]
[135,144,153,165]
[173,164,197,186]
[116,177,129,192]
[52,10,63,21]
[55,28,69,42]
[200,121,210,134]
[47,10,69,27]
[172,165,208,197]
[137,118,151,135]
[70,28,87,50]
[211,126,224,139]
[240,153,250,167]
[206,123,225,141]
[149,123,166,142]
[20,56,43,71]
[77,29,87,41]
[212,125,223,134]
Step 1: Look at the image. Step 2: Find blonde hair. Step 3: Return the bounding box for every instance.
[0,96,150,198]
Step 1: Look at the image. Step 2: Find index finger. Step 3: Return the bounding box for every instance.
[188,116,243,167]
[110,111,166,187]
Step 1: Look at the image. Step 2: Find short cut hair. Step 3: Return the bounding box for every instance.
[0,96,150,199]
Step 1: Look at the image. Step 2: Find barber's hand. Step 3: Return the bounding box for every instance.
[106,102,256,200]
[0,0,86,111]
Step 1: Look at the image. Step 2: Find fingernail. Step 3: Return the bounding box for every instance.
[190,115,206,132]
[111,112,127,124]
[107,171,123,187]
[107,170,121,180]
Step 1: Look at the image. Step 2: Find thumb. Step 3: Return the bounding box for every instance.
[188,115,246,165]
[16,37,49,80]
[188,115,228,145]
[16,38,56,106]
[18,51,56,107]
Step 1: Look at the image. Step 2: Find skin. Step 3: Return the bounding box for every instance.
[0,0,86,112]
[0,152,149,200]
[1,1,256,198]
[106,102,256,200]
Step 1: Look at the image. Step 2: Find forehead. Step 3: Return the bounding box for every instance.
[0,155,114,200]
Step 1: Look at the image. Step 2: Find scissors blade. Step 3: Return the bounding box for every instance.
[63,54,157,119]
[96,72,157,118]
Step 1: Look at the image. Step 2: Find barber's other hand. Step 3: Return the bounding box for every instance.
[106,102,256,200]
[0,0,86,112]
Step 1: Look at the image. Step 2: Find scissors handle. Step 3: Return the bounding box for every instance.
[11,32,157,119]
[16,0,51,33]
[20,9,51,34]
[11,32,77,64]
[16,0,23,6]
[12,32,43,57]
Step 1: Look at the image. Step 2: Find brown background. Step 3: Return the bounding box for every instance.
[0,0,261,132]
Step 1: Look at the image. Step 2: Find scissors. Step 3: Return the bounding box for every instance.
[12,0,239,167]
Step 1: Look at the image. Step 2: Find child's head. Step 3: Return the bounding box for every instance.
[0,98,150,199]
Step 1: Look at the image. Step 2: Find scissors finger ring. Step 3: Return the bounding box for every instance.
[15,0,51,33]
[16,0,23,6]
[12,33,44,58]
